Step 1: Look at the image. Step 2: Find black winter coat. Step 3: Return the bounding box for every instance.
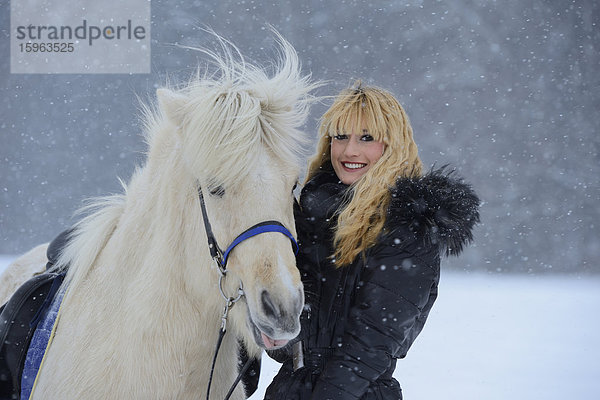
[265,167,479,400]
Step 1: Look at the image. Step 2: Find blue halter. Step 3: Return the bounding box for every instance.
[197,186,298,274]
[222,221,299,266]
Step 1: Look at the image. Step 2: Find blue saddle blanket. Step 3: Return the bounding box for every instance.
[20,287,65,400]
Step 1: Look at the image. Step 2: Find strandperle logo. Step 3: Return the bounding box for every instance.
[11,0,150,74]
[15,19,147,46]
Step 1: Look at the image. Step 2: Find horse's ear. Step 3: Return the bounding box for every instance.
[156,88,187,126]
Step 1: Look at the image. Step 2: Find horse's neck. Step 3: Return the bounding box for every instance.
[51,144,242,397]
[118,137,243,393]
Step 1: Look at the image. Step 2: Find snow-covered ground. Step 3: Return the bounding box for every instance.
[2,256,599,399]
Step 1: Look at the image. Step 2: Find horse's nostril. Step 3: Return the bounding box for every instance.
[261,290,279,319]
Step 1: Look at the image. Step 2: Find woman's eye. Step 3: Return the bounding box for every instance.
[333,134,347,140]
[209,185,225,197]
[361,134,374,142]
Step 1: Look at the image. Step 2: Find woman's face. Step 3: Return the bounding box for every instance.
[330,123,385,185]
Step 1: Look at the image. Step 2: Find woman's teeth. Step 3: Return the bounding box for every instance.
[343,162,366,169]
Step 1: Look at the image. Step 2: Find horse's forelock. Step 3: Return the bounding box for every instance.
[170,33,316,188]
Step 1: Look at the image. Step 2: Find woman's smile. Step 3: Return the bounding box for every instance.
[341,162,367,170]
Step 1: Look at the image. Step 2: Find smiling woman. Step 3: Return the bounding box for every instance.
[264,82,480,399]
[313,83,424,266]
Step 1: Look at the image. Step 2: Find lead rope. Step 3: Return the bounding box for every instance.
[224,355,255,400]
[206,296,255,400]
[206,272,246,400]
[206,298,233,400]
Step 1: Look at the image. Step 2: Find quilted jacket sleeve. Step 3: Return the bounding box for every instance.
[310,227,440,400]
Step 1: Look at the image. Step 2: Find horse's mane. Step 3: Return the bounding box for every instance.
[145,31,317,187]
[52,31,319,291]
[51,193,126,287]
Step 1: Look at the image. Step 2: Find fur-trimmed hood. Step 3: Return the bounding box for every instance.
[388,167,480,256]
[298,166,480,258]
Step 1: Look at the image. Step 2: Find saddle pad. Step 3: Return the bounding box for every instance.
[0,273,63,399]
[20,287,65,400]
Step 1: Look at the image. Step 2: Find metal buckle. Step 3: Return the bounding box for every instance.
[212,255,226,276]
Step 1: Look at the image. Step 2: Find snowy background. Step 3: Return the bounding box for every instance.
[1,1,599,399]
[1,0,598,274]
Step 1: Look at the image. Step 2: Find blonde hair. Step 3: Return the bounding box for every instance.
[305,82,423,266]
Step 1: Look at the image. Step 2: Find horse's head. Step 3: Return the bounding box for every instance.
[197,151,304,352]
[155,34,318,352]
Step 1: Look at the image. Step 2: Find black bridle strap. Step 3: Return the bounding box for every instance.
[198,186,224,266]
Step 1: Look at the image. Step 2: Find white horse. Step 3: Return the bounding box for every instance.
[2,33,317,399]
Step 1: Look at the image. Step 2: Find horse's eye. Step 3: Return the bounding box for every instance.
[209,185,225,198]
